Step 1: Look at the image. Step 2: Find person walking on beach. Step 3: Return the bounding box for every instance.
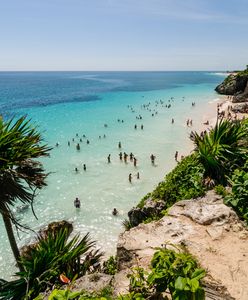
[107,154,111,163]
[133,157,137,167]
[137,172,140,179]
[129,173,132,183]
[74,197,81,208]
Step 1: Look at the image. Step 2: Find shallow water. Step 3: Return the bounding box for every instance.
[0,71,225,278]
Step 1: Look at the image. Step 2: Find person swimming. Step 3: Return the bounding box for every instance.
[112,208,118,216]
[74,197,81,208]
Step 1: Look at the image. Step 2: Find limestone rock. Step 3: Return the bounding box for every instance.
[115,191,248,299]
[128,198,166,226]
[215,73,248,95]
[232,102,248,113]
[70,273,113,293]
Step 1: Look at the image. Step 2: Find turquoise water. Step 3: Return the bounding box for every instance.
[0,72,225,278]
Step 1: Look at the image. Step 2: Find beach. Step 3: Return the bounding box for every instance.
[0,71,226,279]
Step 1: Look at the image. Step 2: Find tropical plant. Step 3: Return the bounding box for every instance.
[0,116,51,270]
[0,226,103,300]
[190,119,248,184]
[103,256,117,275]
[225,168,248,223]
[150,154,205,206]
[127,247,206,300]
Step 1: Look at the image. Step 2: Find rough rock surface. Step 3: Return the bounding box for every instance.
[215,73,248,96]
[70,273,113,293]
[232,102,248,113]
[128,198,166,226]
[115,191,248,299]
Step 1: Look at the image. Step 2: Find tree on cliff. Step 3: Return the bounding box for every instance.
[0,116,51,271]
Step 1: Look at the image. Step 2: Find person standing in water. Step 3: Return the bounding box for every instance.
[133,157,137,167]
[83,164,86,171]
[129,173,132,183]
[118,142,122,149]
[107,154,111,163]
[150,154,156,165]
[119,152,123,160]
[74,197,81,208]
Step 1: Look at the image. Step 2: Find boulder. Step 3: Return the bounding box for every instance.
[215,73,248,95]
[232,102,248,113]
[128,198,166,227]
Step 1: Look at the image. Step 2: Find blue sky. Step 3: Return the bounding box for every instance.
[0,0,247,71]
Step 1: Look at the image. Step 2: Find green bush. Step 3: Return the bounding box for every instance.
[151,154,205,207]
[225,169,248,223]
[103,256,117,275]
[0,228,102,300]
[127,247,205,300]
[214,185,228,197]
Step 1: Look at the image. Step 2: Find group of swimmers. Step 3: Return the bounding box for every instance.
[69,95,200,211]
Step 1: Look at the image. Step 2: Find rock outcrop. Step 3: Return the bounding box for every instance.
[115,191,248,299]
[128,198,166,226]
[215,70,248,104]
[215,73,248,96]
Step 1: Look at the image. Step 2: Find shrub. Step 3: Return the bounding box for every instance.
[103,256,117,275]
[0,227,102,300]
[127,246,206,300]
[225,169,248,223]
[151,154,205,207]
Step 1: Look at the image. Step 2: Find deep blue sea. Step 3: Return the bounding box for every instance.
[0,71,226,278]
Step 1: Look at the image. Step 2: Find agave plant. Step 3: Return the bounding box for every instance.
[190,118,248,184]
[0,116,51,271]
[0,225,103,300]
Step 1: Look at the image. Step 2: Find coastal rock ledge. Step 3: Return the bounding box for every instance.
[115,191,248,299]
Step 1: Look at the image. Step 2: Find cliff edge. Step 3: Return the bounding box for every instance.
[115,191,248,299]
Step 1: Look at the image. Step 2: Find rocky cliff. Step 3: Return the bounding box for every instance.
[215,69,248,105]
[115,191,248,299]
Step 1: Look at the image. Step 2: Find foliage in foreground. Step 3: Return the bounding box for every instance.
[190,119,248,185]
[0,227,102,300]
[225,167,248,223]
[0,116,51,270]
[125,246,205,300]
[103,256,117,275]
[138,154,205,209]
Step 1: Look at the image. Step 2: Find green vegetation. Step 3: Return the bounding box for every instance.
[225,167,248,223]
[138,154,205,209]
[0,227,102,300]
[191,119,248,185]
[123,247,205,300]
[103,256,117,275]
[0,116,51,270]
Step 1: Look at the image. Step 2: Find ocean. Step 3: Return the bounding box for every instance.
[0,71,225,278]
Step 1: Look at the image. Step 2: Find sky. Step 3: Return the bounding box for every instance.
[0,0,247,71]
